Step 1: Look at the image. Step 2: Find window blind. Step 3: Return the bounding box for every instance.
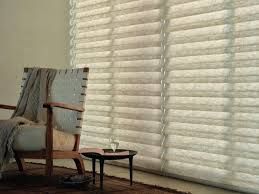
[70,0,259,193]
[163,1,259,193]
[70,0,164,171]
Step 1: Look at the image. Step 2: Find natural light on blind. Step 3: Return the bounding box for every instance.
[70,0,259,193]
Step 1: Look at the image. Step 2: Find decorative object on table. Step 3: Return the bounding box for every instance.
[109,135,119,152]
[80,148,137,190]
[79,147,130,156]
[0,67,89,176]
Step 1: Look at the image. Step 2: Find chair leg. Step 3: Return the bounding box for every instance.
[73,156,85,174]
[45,159,53,176]
[14,155,25,172]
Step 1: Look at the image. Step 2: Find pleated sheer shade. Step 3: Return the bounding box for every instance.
[70,0,259,193]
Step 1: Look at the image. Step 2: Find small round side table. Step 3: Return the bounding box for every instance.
[81,149,137,190]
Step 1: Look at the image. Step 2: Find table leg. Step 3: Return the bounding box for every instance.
[92,158,96,184]
[100,159,104,190]
[129,156,133,185]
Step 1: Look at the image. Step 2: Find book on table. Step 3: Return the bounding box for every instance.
[79,148,129,156]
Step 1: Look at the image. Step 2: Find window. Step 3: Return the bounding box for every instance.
[70,0,259,193]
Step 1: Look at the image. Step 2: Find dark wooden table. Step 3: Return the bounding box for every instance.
[81,149,137,190]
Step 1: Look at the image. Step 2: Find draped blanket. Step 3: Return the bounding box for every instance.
[0,68,56,170]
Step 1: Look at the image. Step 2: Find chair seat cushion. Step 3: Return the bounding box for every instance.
[12,124,75,151]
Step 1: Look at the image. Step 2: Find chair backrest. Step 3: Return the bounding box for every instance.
[22,67,89,134]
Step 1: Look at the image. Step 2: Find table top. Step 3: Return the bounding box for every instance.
[81,149,137,160]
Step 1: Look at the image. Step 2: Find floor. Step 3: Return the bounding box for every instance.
[1,163,179,194]
[26,159,244,194]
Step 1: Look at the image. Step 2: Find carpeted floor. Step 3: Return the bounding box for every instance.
[0,163,192,194]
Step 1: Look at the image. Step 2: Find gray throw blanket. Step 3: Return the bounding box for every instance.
[0,68,56,170]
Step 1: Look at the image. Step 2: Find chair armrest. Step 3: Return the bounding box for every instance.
[43,102,84,112]
[0,104,16,110]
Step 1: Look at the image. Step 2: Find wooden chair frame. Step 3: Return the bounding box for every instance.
[0,67,89,176]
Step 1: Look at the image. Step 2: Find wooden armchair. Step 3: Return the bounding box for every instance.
[0,67,89,176]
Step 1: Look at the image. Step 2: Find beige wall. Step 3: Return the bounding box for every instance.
[0,0,70,118]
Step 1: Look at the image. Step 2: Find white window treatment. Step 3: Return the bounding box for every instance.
[70,0,259,193]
